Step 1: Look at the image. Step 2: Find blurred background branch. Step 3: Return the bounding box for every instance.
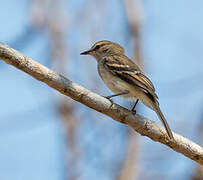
[123,0,144,67]
[117,1,144,179]
[30,0,80,179]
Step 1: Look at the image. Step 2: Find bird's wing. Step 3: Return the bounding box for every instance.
[102,56,158,101]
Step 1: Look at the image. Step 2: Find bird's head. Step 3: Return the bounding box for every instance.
[80,40,125,60]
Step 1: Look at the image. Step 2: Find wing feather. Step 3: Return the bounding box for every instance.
[102,56,158,101]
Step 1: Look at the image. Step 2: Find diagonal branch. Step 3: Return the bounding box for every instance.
[0,42,203,165]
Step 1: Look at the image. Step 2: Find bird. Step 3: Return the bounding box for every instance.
[80,40,174,140]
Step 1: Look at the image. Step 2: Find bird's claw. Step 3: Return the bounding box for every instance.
[131,109,136,115]
[104,96,114,104]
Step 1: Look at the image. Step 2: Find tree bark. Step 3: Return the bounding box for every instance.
[0,42,203,165]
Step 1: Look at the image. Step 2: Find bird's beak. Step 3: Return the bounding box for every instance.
[80,49,93,55]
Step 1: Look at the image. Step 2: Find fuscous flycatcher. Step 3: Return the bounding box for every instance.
[81,40,174,140]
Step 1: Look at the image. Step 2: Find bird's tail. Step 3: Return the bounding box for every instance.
[153,104,174,140]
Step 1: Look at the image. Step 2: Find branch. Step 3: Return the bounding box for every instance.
[0,42,203,165]
[192,118,203,178]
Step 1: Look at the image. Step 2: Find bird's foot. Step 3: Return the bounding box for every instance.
[131,109,136,115]
[104,96,114,104]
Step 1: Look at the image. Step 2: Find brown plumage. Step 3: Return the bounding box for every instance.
[81,40,174,140]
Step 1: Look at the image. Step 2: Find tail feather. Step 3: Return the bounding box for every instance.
[153,105,174,140]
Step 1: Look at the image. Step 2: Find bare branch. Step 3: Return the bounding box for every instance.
[0,42,203,165]
[192,118,203,179]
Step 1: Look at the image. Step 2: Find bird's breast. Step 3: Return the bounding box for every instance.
[97,63,155,110]
[98,63,137,98]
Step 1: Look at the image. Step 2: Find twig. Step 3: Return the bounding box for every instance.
[0,42,203,165]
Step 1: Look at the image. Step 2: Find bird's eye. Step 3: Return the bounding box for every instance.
[94,45,101,50]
